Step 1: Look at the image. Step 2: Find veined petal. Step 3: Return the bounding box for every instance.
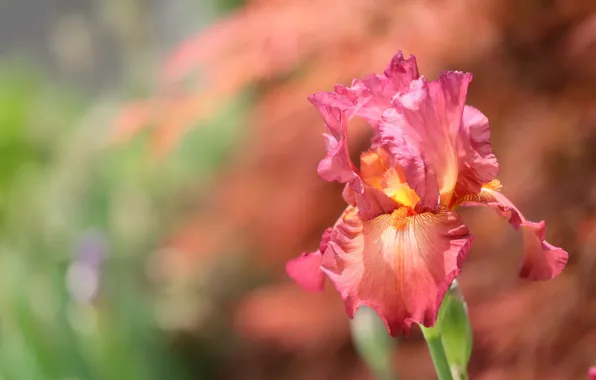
[285,228,332,292]
[320,207,472,336]
[458,187,568,281]
[454,106,500,198]
[380,71,473,211]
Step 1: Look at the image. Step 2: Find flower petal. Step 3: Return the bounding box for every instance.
[335,51,420,125]
[380,71,473,210]
[309,92,363,192]
[458,187,568,281]
[310,94,399,218]
[454,106,500,198]
[320,207,472,336]
[341,183,400,221]
[285,228,332,292]
[353,185,399,221]
[286,252,324,292]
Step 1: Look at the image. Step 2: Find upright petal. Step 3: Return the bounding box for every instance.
[454,106,499,198]
[320,207,472,336]
[309,92,363,192]
[457,186,568,281]
[286,228,332,292]
[380,72,473,210]
[310,95,400,217]
[335,52,420,125]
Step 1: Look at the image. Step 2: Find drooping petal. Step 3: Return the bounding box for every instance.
[380,71,473,211]
[335,52,420,125]
[320,207,473,336]
[286,228,332,292]
[457,186,568,281]
[454,106,500,198]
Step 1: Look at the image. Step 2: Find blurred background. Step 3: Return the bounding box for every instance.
[1,0,595,379]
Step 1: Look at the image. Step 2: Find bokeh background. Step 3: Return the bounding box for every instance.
[1,0,595,379]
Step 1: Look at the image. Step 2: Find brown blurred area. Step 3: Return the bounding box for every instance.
[117,0,596,379]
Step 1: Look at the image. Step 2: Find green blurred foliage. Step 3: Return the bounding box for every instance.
[0,55,251,379]
[350,307,398,380]
[215,0,246,12]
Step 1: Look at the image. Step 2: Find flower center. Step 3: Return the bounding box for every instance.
[390,207,417,229]
[360,148,420,209]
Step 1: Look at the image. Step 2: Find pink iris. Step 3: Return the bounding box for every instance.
[286,52,568,337]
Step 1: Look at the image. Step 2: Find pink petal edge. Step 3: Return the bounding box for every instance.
[380,71,472,210]
[455,105,500,197]
[320,207,473,336]
[458,188,568,280]
[285,228,332,292]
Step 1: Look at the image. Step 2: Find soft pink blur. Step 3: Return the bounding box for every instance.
[116,0,596,379]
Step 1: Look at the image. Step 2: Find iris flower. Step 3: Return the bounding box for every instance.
[286,52,568,336]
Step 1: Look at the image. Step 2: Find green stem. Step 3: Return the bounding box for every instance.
[420,327,454,380]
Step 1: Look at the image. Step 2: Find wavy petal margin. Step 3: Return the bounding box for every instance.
[310,93,399,219]
[380,71,472,210]
[335,51,420,125]
[454,106,500,198]
[309,92,363,192]
[458,187,568,280]
[320,207,472,336]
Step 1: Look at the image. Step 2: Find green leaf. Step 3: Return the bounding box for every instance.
[435,280,472,380]
[350,306,397,380]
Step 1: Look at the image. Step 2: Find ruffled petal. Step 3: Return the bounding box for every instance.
[458,187,568,281]
[380,71,473,211]
[454,106,500,198]
[335,52,420,125]
[309,92,363,192]
[320,207,472,336]
[310,95,399,218]
[285,228,332,292]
